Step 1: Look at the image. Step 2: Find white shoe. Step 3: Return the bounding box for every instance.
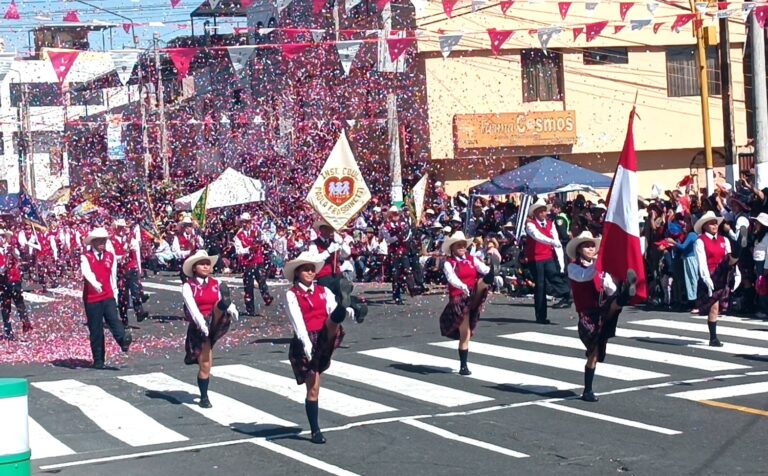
[346,307,356,321]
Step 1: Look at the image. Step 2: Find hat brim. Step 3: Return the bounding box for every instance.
[85,234,110,246]
[693,216,724,235]
[566,237,601,260]
[528,203,548,217]
[284,258,324,282]
[182,254,219,277]
[442,237,472,256]
[753,216,768,228]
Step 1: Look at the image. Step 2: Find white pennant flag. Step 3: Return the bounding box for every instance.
[537,27,561,54]
[336,40,362,76]
[346,119,357,128]
[412,174,429,224]
[694,2,707,13]
[585,2,598,15]
[630,18,653,30]
[306,130,372,231]
[742,3,756,20]
[410,0,427,15]
[209,0,220,8]
[439,34,463,58]
[0,54,15,86]
[226,46,256,75]
[109,50,140,85]
[471,0,486,12]
[276,0,293,13]
[715,9,733,19]
[346,0,363,12]
[311,29,325,43]
[646,0,659,15]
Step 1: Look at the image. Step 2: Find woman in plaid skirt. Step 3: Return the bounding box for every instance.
[440,231,493,376]
[181,250,239,409]
[285,251,347,445]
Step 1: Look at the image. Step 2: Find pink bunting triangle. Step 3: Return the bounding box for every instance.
[717,2,729,9]
[241,0,255,7]
[558,2,571,20]
[671,13,695,32]
[585,20,608,42]
[122,23,132,33]
[312,0,326,15]
[63,10,80,22]
[171,0,182,8]
[653,22,664,33]
[755,5,768,28]
[386,36,415,62]
[500,0,514,14]
[487,28,514,55]
[573,27,584,40]
[442,0,459,18]
[614,25,625,34]
[280,43,311,59]
[376,0,391,10]
[48,50,80,83]
[619,2,633,21]
[168,48,197,79]
[4,1,19,20]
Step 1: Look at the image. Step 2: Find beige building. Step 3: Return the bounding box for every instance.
[415,2,749,197]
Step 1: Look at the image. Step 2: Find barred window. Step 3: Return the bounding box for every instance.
[521,49,563,102]
[666,46,721,97]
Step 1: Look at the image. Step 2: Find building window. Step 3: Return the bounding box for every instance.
[521,49,563,102]
[69,86,103,106]
[583,48,629,65]
[666,47,721,97]
[9,83,62,107]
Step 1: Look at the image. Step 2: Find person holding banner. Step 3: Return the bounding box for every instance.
[108,219,149,327]
[284,251,347,444]
[233,212,273,316]
[566,231,637,402]
[381,206,420,304]
[0,229,30,339]
[172,216,205,283]
[440,231,493,376]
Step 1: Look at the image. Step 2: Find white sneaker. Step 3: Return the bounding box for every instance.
[346,307,356,321]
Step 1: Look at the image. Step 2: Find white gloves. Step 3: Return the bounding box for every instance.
[461,285,471,297]
[702,276,714,296]
[199,322,210,337]
[227,303,239,321]
[303,338,314,360]
[553,241,563,249]
[327,242,341,253]
[93,283,103,294]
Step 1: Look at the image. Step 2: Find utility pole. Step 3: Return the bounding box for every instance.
[387,93,403,206]
[21,84,34,198]
[153,32,169,180]
[719,11,737,186]
[751,12,768,189]
[689,1,714,195]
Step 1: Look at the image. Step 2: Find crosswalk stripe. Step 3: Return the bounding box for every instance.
[32,380,188,447]
[430,341,668,381]
[310,360,492,407]
[629,319,768,342]
[142,282,180,293]
[689,315,768,327]
[502,332,750,371]
[119,373,296,430]
[535,402,682,435]
[668,381,768,401]
[251,439,360,476]
[402,419,529,458]
[28,417,76,460]
[213,364,396,417]
[360,348,579,393]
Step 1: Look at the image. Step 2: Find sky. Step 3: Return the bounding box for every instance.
[0,0,247,53]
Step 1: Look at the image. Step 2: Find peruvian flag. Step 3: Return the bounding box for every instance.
[595,107,647,303]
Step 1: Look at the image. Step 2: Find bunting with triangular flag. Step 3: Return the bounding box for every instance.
[585,20,608,42]
[346,0,363,11]
[619,2,633,20]
[573,27,584,40]
[755,5,768,28]
[442,0,459,17]
[558,2,571,20]
[376,0,391,10]
[226,46,256,74]
[488,28,514,55]
[281,43,311,59]
[500,0,514,14]
[171,0,182,7]
[653,22,665,33]
[122,23,132,33]
[538,27,561,53]
[312,0,326,14]
[168,48,197,79]
[439,34,463,58]
[109,50,139,85]
[0,54,14,85]
[63,10,79,22]
[671,13,695,32]
[336,40,362,75]
[4,1,19,20]
[647,0,659,15]
[386,36,415,62]
[471,0,486,13]
[631,18,652,30]
[48,50,80,83]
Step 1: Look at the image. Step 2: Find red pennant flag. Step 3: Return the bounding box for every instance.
[442,0,459,18]
[312,0,326,15]
[241,0,255,7]
[619,2,633,21]
[573,27,584,40]
[386,36,415,62]
[717,1,728,9]
[671,13,695,31]
[4,1,20,20]
[63,10,80,22]
[487,28,514,55]
[653,22,664,33]
[284,28,309,42]
[694,18,704,31]
[595,108,647,304]
[613,25,625,34]
[500,0,514,14]
[558,2,571,20]
[376,0,391,10]
[756,5,768,28]
[585,21,608,42]
[234,27,249,35]
[171,0,182,7]
[168,48,197,79]
[528,29,538,35]
[281,43,311,59]
[48,50,80,83]
[122,23,132,33]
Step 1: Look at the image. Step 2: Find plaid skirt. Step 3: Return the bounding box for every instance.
[288,325,345,385]
[184,312,232,365]
[697,259,734,316]
[439,289,488,340]
[577,296,620,363]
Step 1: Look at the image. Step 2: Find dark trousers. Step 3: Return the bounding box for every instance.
[1,281,28,333]
[85,298,126,365]
[243,265,270,312]
[118,268,145,324]
[317,275,365,315]
[530,259,569,322]
[391,254,416,300]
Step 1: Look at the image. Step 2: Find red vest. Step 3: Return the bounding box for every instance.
[177,233,196,252]
[186,277,220,320]
[570,278,600,314]
[700,234,727,275]
[313,239,339,279]
[111,233,139,270]
[446,257,479,298]
[525,220,556,263]
[384,221,409,255]
[291,285,330,333]
[38,232,54,258]
[236,229,264,266]
[82,251,116,304]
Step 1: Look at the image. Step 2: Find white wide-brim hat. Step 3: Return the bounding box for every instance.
[85,227,110,246]
[566,231,601,260]
[442,231,472,256]
[528,198,549,217]
[753,212,768,228]
[693,211,724,235]
[283,251,325,282]
[240,212,252,221]
[113,219,128,228]
[178,216,194,226]
[388,205,400,214]
[182,250,219,278]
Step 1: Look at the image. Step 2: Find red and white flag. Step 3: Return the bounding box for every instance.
[595,108,647,303]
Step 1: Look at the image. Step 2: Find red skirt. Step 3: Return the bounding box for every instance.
[439,289,488,340]
[288,325,345,385]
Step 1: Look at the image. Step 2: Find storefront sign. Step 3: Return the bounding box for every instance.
[455,111,577,149]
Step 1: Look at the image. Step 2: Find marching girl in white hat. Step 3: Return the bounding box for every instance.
[181,250,239,408]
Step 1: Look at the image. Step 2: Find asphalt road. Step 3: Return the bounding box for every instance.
[3,272,768,475]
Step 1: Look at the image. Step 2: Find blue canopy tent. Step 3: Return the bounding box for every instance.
[470,157,612,195]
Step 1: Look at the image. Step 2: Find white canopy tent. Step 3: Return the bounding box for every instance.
[174,167,266,211]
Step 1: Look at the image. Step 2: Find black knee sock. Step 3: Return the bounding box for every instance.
[708,321,717,340]
[584,366,596,394]
[197,377,210,400]
[459,349,468,368]
[305,399,320,434]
